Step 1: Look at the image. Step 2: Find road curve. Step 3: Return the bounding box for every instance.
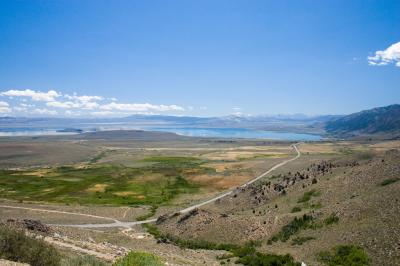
[180,143,300,213]
[0,143,301,228]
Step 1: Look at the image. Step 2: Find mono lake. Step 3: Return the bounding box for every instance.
[150,127,322,141]
[0,126,322,141]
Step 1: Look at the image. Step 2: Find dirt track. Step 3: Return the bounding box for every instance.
[0,144,301,229]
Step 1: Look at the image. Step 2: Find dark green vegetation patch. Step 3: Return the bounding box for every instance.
[291,236,315,246]
[379,177,400,186]
[268,214,315,244]
[0,156,212,206]
[0,225,60,266]
[172,238,300,266]
[113,251,163,266]
[297,189,320,203]
[324,213,339,225]
[291,206,302,213]
[0,225,107,266]
[317,245,371,266]
[143,224,300,266]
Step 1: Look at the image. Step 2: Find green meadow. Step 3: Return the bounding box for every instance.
[0,157,214,206]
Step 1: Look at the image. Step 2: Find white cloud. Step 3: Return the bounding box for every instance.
[46,100,100,110]
[81,101,100,109]
[32,108,58,115]
[99,102,184,112]
[0,89,185,116]
[65,94,102,103]
[90,111,118,116]
[0,101,11,113]
[368,41,400,67]
[46,101,79,109]
[0,89,60,101]
[48,94,102,110]
[47,100,99,110]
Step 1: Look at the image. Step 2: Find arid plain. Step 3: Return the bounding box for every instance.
[0,131,399,265]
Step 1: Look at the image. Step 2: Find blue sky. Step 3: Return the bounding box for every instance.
[0,0,399,117]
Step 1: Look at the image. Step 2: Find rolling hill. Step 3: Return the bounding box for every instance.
[325,104,400,138]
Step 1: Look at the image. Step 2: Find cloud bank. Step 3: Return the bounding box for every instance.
[99,102,184,112]
[0,89,60,102]
[0,89,185,117]
[368,41,400,67]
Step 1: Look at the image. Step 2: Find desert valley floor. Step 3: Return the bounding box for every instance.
[0,131,399,265]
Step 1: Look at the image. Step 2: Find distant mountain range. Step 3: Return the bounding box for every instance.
[1,104,399,139]
[125,114,339,131]
[0,114,337,135]
[324,104,400,138]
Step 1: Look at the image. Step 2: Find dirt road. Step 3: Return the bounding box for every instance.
[0,144,301,228]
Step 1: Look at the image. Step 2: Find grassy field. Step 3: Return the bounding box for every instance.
[0,156,214,206]
[0,139,392,209]
[0,136,298,207]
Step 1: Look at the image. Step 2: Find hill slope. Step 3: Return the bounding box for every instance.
[157,148,400,265]
[325,104,400,137]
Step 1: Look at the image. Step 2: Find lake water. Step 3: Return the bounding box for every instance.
[150,127,322,141]
[0,126,322,141]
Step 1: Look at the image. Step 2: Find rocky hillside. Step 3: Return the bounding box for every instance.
[156,148,400,265]
[325,104,400,137]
